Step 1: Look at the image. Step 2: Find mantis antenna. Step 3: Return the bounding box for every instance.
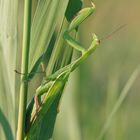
[99,24,127,43]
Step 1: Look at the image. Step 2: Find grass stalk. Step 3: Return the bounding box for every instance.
[16,0,32,140]
[97,66,140,140]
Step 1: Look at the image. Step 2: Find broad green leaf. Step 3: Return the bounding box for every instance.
[25,90,64,140]
[35,93,62,140]
[25,73,68,140]
[29,0,69,74]
[0,0,18,139]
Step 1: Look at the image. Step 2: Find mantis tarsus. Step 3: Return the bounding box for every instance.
[25,2,99,136]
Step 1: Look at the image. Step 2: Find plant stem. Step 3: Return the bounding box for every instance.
[16,0,32,140]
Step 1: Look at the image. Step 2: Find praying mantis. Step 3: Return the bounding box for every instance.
[25,2,100,138]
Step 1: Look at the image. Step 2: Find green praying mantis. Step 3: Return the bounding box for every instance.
[25,2,100,137]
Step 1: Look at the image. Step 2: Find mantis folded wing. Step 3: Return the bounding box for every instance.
[25,2,99,139]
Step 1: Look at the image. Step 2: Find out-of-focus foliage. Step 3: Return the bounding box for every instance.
[0,0,18,140]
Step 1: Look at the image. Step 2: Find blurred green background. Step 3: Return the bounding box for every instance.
[53,0,140,140]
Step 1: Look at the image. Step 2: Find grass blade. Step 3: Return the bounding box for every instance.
[29,0,69,73]
[97,66,140,140]
[16,0,32,140]
[0,0,18,139]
